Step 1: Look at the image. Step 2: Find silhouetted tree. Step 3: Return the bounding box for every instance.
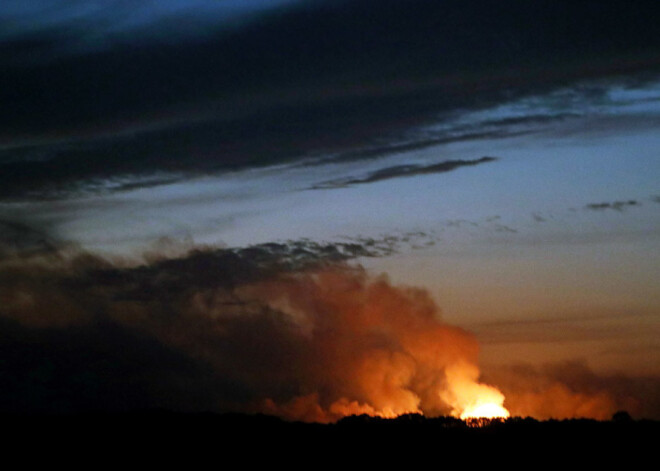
[612,410,633,423]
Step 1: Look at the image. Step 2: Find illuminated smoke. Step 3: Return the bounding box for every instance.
[485,362,645,421]
[440,362,509,420]
[1,242,650,420]
[217,268,509,422]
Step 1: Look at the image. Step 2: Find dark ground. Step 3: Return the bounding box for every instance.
[3,411,656,464]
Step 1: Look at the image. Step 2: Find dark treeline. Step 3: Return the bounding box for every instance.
[3,411,656,458]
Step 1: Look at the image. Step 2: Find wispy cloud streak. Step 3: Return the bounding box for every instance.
[310,157,497,189]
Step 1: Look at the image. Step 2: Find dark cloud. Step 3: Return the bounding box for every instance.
[2,0,660,200]
[0,316,221,414]
[310,157,497,189]
[532,213,548,223]
[301,127,534,168]
[0,219,59,256]
[585,200,640,211]
[0,1,299,60]
[492,224,518,234]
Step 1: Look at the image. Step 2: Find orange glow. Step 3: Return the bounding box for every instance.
[460,402,510,420]
[240,269,514,422]
[440,362,510,420]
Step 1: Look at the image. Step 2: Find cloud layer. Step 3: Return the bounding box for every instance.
[2,0,660,200]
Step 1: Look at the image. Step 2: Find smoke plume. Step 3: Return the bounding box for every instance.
[0,237,653,420]
[485,361,660,421]
[0,238,508,421]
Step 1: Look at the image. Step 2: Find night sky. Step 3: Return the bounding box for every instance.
[1,0,659,420]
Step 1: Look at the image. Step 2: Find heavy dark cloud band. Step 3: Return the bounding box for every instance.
[1,0,659,200]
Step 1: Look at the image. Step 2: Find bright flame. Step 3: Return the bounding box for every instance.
[460,402,510,420]
[440,362,510,420]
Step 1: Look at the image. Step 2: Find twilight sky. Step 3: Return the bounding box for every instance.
[1,0,659,420]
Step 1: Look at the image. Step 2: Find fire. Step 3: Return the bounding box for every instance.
[460,401,510,420]
[440,362,510,420]
[238,269,514,423]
